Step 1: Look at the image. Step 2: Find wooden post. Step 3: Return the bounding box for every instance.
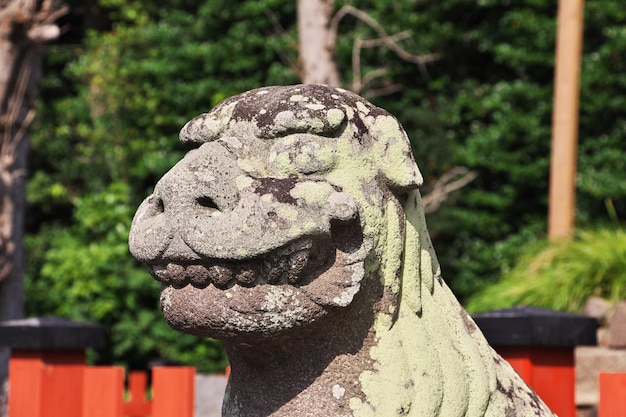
[548,0,585,239]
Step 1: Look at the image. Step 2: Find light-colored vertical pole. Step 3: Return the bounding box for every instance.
[548,0,585,239]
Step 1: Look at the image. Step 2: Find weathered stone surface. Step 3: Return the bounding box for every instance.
[129,84,555,416]
[576,346,626,405]
[608,300,626,348]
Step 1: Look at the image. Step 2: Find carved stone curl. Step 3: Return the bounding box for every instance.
[129,85,555,417]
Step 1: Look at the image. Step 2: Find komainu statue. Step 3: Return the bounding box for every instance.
[129,84,555,416]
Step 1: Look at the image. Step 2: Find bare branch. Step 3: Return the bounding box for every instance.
[37,1,69,24]
[331,4,439,94]
[264,8,298,74]
[361,67,389,91]
[5,109,34,160]
[329,5,439,67]
[363,83,405,99]
[351,36,362,93]
[1,0,64,164]
[1,52,34,159]
[423,167,478,214]
[327,5,352,53]
[359,31,413,49]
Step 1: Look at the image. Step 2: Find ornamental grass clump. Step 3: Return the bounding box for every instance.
[466,228,626,313]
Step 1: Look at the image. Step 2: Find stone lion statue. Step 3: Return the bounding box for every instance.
[129,84,554,417]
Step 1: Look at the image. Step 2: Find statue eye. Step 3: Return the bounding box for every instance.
[294,150,334,175]
[269,136,336,176]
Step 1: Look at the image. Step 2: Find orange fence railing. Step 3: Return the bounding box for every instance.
[9,349,195,417]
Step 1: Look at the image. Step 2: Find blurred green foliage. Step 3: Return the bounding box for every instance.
[466,228,626,313]
[24,0,626,371]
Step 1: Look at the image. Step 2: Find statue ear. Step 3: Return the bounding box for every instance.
[179,113,224,146]
[367,116,423,193]
[179,101,237,146]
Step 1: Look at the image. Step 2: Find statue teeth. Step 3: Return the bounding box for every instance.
[287,250,310,283]
[151,264,168,280]
[236,264,258,286]
[147,238,331,288]
[186,264,210,288]
[167,263,187,285]
[263,259,286,284]
[208,264,234,289]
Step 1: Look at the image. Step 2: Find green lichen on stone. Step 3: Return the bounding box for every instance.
[236,175,254,190]
[355,101,370,115]
[290,181,335,205]
[305,103,326,111]
[326,108,345,128]
[237,157,268,176]
[275,205,298,222]
[269,151,299,177]
[302,220,317,234]
[350,192,446,417]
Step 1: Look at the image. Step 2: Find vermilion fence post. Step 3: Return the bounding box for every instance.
[598,372,626,417]
[39,351,86,417]
[1,317,105,417]
[82,366,125,417]
[124,371,152,417]
[8,350,45,417]
[152,367,195,417]
[9,350,86,417]
[498,347,575,417]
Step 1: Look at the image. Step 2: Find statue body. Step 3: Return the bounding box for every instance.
[129,85,555,416]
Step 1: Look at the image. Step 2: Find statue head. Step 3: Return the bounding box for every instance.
[129,84,424,339]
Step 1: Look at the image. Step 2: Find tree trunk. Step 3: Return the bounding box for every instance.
[0,1,64,413]
[296,0,340,86]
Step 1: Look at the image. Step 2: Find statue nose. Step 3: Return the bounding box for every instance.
[129,141,245,263]
[151,141,243,217]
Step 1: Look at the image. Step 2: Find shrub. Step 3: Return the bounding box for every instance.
[465,228,626,313]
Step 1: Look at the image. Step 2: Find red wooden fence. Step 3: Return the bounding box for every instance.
[9,349,195,417]
[598,372,626,417]
[8,347,626,417]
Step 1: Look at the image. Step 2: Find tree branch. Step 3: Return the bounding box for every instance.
[423,167,478,214]
[330,5,439,66]
[1,0,65,166]
[331,5,439,96]
[264,8,298,74]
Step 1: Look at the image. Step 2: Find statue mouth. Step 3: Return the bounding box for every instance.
[147,237,334,290]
